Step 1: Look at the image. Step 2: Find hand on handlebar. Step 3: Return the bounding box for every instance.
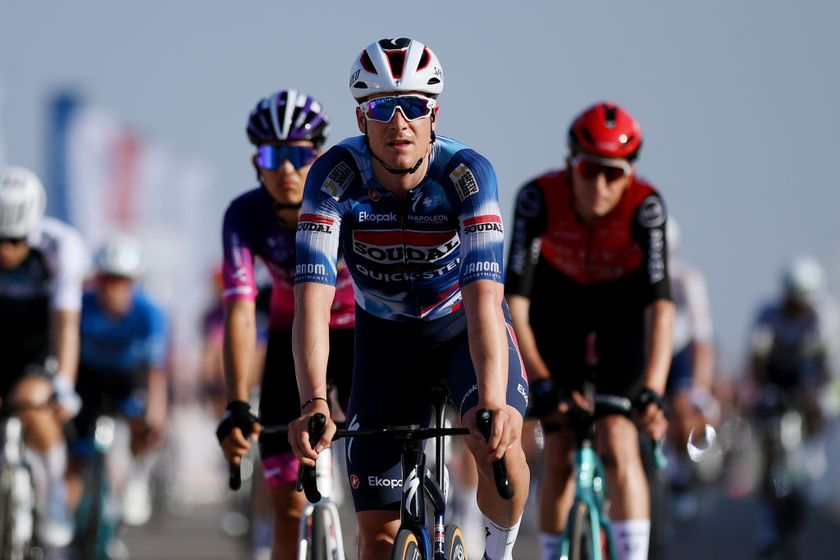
[216,400,261,465]
[470,404,521,462]
[634,388,669,441]
[288,399,334,468]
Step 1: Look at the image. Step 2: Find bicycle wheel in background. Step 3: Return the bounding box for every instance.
[568,502,595,560]
[391,528,421,560]
[300,503,345,560]
[0,426,38,560]
[445,523,467,560]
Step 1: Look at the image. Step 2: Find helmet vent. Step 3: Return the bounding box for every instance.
[417,48,431,71]
[579,128,595,146]
[603,105,617,128]
[360,51,377,74]
[353,81,369,90]
[427,77,441,85]
[385,50,406,79]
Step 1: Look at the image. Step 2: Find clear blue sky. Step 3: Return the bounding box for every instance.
[2,1,839,371]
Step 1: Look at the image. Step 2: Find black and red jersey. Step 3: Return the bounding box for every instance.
[505,169,672,395]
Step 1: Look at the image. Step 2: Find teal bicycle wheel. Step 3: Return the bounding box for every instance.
[568,502,595,560]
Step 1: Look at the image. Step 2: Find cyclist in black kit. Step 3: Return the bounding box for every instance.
[0,166,87,549]
[505,103,674,560]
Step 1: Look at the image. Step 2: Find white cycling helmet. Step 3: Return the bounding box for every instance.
[782,255,825,304]
[95,235,143,279]
[349,37,444,101]
[0,166,47,238]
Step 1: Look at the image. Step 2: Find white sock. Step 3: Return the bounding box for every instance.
[612,519,650,560]
[539,532,562,560]
[483,516,521,560]
[43,444,68,483]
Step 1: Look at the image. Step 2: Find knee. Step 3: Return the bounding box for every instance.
[270,481,306,520]
[543,434,574,479]
[597,420,640,473]
[357,512,400,557]
[10,374,53,408]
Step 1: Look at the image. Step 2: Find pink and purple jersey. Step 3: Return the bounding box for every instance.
[295,135,505,321]
[222,187,355,330]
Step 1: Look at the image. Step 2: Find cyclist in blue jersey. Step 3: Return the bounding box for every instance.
[289,38,530,560]
[69,235,169,533]
[216,89,356,560]
[0,166,87,550]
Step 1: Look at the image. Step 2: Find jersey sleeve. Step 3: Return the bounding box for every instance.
[504,181,547,297]
[51,224,88,312]
[295,148,354,287]
[144,298,169,370]
[447,150,505,286]
[221,202,257,303]
[631,193,672,303]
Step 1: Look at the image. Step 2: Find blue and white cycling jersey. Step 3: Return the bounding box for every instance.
[295,135,505,321]
[80,290,169,374]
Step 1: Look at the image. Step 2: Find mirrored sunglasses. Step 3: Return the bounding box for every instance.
[256,145,318,170]
[571,156,633,182]
[358,95,437,123]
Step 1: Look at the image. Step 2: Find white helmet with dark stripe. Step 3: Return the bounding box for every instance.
[349,37,444,101]
[0,166,47,238]
[246,89,330,147]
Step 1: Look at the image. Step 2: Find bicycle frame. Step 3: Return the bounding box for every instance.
[396,395,451,560]
[559,441,618,560]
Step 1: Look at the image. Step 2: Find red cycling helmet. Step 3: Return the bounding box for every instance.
[568,102,643,161]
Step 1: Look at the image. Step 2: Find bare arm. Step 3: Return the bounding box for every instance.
[223,299,257,403]
[506,294,552,382]
[644,299,675,394]
[463,280,509,409]
[52,308,80,383]
[289,282,335,466]
[292,282,334,404]
[145,367,168,431]
[692,340,715,391]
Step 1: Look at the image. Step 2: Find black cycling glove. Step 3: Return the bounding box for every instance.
[634,388,668,417]
[216,400,259,444]
[528,378,560,418]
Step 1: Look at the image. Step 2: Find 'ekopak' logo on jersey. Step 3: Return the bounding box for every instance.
[297,214,335,234]
[352,229,459,264]
[358,211,397,224]
[463,214,503,235]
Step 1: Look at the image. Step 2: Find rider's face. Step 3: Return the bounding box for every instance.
[356,95,437,172]
[569,155,633,221]
[96,274,135,316]
[252,140,317,210]
[0,238,29,270]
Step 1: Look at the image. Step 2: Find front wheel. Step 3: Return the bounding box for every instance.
[445,524,468,560]
[392,528,422,560]
[568,502,595,560]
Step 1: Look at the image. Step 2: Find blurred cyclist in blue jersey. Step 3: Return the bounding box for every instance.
[289,37,530,560]
[69,235,169,535]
